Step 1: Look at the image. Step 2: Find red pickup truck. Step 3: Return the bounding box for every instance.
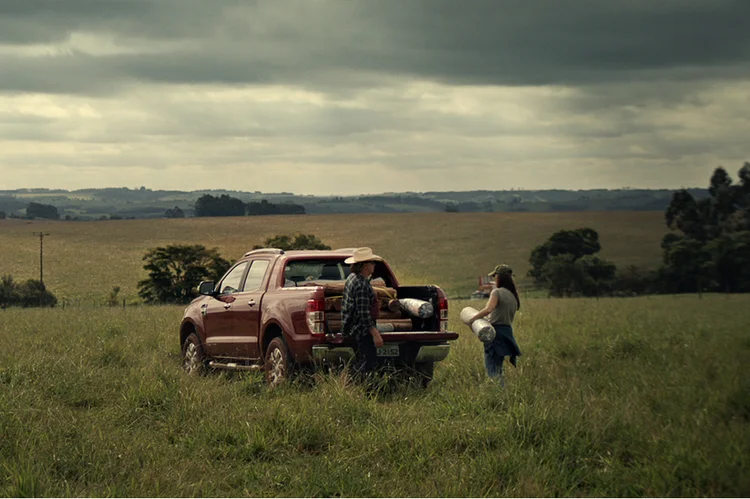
[179,248,459,386]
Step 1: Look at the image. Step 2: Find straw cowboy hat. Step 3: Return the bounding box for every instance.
[344,247,383,264]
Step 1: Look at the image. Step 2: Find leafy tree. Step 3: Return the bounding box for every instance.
[253,233,331,251]
[540,254,616,297]
[737,162,750,228]
[529,228,601,282]
[665,189,706,240]
[612,265,655,296]
[704,230,750,293]
[0,211,5,219]
[739,161,750,188]
[658,235,713,293]
[529,228,616,297]
[137,245,231,304]
[540,254,585,297]
[26,202,59,220]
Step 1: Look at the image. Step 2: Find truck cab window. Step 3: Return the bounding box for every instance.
[284,260,347,284]
[243,260,270,292]
[218,262,248,295]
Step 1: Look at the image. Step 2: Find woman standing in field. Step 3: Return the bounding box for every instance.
[469,264,522,384]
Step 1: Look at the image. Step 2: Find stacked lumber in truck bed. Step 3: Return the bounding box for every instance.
[326,317,414,333]
[317,282,433,333]
[322,282,398,313]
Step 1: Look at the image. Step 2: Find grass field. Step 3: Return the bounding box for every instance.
[0,211,667,303]
[3,212,747,496]
[1,295,748,496]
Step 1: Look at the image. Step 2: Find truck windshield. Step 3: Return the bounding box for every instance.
[283,260,350,286]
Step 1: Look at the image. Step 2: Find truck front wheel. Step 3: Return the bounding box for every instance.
[264,337,291,386]
[182,333,206,375]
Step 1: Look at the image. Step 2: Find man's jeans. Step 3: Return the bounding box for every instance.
[354,333,377,376]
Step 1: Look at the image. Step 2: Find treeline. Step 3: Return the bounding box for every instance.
[194,194,305,217]
[529,162,750,296]
[659,163,750,293]
[0,195,305,221]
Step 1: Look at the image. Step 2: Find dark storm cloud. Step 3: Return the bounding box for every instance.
[364,0,750,83]
[0,0,237,44]
[1,0,748,95]
[1,0,748,194]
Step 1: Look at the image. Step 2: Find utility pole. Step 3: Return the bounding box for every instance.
[32,232,49,306]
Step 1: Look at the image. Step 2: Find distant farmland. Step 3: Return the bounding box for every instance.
[0,211,668,303]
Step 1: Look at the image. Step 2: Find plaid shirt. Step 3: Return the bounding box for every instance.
[341,272,376,340]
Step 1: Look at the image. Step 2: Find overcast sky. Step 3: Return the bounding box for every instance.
[1,0,749,195]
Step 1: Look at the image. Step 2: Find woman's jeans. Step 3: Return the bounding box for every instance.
[484,324,519,385]
[484,349,505,385]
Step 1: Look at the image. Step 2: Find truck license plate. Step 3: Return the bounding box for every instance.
[377,345,399,357]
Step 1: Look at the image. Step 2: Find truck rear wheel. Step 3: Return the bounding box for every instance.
[182,333,206,375]
[264,337,291,386]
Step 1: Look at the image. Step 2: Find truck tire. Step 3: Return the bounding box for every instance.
[182,333,206,374]
[415,362,435,388]
[264,337,292,386]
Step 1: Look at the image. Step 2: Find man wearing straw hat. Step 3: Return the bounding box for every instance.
[341,247,385,376]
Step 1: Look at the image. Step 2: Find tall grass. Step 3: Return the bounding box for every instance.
[1,294,748,496]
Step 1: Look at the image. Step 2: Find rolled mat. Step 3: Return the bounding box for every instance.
[398,298,434,319]
[460,306,496,343]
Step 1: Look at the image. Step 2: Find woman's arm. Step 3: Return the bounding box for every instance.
[469,291,498,323]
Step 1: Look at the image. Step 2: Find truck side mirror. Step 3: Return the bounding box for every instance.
[198,281,216,296]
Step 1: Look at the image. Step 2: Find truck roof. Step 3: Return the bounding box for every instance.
[243,248,358,258]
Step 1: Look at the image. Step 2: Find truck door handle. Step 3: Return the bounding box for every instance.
[223,303,232,310]
[248,299,256,306]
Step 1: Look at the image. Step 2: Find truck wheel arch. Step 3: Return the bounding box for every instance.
[180,322,199,351]
[261,323,284,360]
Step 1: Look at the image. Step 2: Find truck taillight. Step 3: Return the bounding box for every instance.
[439,297,449,331]
[306,298,325,337]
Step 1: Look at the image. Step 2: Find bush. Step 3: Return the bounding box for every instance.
[107,286,122,307]
[0,275,58,308]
